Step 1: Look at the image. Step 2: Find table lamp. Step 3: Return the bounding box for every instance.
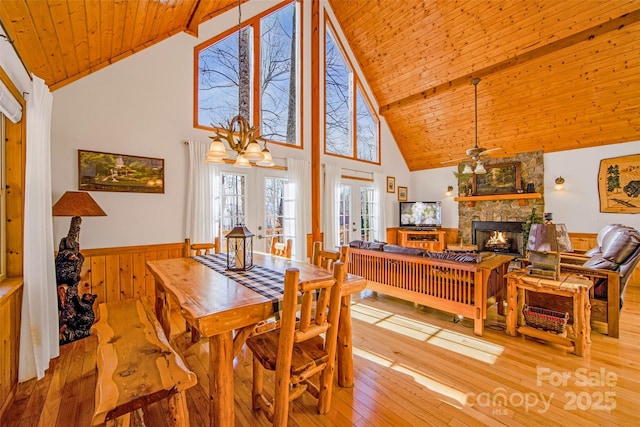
[526,223,573,279]
[52,191,106,344]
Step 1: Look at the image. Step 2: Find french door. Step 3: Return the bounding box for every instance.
[339,179,376,245]
[218,166,293,255]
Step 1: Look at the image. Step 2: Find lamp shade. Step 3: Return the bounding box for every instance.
[52,191,107,217]
[527,223,573,252]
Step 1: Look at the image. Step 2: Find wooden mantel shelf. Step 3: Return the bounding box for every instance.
[454,193,542,207]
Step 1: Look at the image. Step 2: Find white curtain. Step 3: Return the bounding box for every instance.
[185,141,218,244]
[286,158,310,260]
[19,75,58,381]
[322,163,342,250]
[373,172,387,242]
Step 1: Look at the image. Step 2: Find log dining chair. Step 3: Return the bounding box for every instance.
[270,237,293,258]
[245,261,346,426]
[311,241,349,271]
[183,237,220,342]
[183,237,220,257]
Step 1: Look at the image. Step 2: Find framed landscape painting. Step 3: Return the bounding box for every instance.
[598,154,640,213]
[472,162,522,195]
[78,150,165,193]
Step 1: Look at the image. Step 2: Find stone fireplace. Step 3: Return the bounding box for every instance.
[458,151,545,245]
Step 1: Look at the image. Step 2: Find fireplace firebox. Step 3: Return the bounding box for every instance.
[472,221,525,257]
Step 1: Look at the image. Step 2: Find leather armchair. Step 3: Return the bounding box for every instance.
[558,225,640,338]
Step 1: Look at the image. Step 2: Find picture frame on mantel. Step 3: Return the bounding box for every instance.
[387,176,396,193]
[78,149,165,194]
[472,162,522,195]
[398,186,408,201]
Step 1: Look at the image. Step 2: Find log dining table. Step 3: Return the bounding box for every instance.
[146,252,367,427]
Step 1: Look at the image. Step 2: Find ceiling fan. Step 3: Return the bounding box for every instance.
[441,78,501,174]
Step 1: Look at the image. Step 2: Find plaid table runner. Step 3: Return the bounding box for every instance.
[192,254,286,311]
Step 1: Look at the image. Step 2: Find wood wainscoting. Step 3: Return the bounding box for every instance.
[79,243,184,309]
[0,279,23,419]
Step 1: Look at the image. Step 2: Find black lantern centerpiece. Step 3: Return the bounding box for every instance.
[226,225,255,271]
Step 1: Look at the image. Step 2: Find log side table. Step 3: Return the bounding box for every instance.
[505,270,593,356]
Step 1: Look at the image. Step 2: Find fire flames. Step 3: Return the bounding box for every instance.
[486,231,509,248]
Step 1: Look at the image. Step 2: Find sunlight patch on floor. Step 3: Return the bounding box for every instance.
[353,346,468,407]
[391,364,468,407]
[351,302,503,364]
[429,329,503,364]
[352,346,394,367]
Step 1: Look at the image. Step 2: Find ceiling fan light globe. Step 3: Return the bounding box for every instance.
[462,164,474,174]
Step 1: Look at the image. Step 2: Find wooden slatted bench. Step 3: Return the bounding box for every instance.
[91,298,197,426]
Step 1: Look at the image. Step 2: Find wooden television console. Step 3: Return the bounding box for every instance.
[397,229,446,252]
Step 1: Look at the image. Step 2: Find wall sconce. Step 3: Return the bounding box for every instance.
[446,185,453,196]
[554,176,565,191]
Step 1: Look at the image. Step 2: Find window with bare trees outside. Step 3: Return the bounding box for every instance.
[196,1,300,146]
[325,22,379,163]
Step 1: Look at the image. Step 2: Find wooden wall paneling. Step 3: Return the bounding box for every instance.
[105,254,120,303]
[119,253,133,300]
[132,252,146,299]
[144,252,158,300]
[0,280,23,419]
[90,256,106,308]
[78,255,92,298]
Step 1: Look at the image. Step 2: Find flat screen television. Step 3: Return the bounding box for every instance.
[399,201,442,229]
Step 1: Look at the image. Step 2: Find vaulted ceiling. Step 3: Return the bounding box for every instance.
[1,0,639,171]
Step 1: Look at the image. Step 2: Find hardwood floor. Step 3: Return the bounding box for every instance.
[2,284,639,427]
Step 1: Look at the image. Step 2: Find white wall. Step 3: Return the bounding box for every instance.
[544,140,640,232]
[50,0,409,249]
[410,140,640,233]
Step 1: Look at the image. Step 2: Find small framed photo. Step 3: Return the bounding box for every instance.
[387,176,396,193]
[398,186,408,201]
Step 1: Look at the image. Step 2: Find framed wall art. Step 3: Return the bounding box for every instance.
[78,149,165,194]
[398,186,408,201]
[472,162,522,195]
[598,154,640,213]
[387,176,396,193]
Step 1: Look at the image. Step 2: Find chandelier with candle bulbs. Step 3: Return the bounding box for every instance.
[205,0,274,169]
[205,115,274,168]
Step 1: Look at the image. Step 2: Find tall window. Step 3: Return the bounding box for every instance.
[339,185,351,245]
[220,173,246,231]
[265,177,294,250]
[196,1,300,146]
[325,23,379,163]
[360,187,376,241]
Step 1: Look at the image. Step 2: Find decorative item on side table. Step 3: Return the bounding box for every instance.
[53,191,107,345]
[226,225,255,271]
[526,223,573,280]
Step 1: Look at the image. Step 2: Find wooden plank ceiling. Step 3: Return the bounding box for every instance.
[1,0,639,171]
